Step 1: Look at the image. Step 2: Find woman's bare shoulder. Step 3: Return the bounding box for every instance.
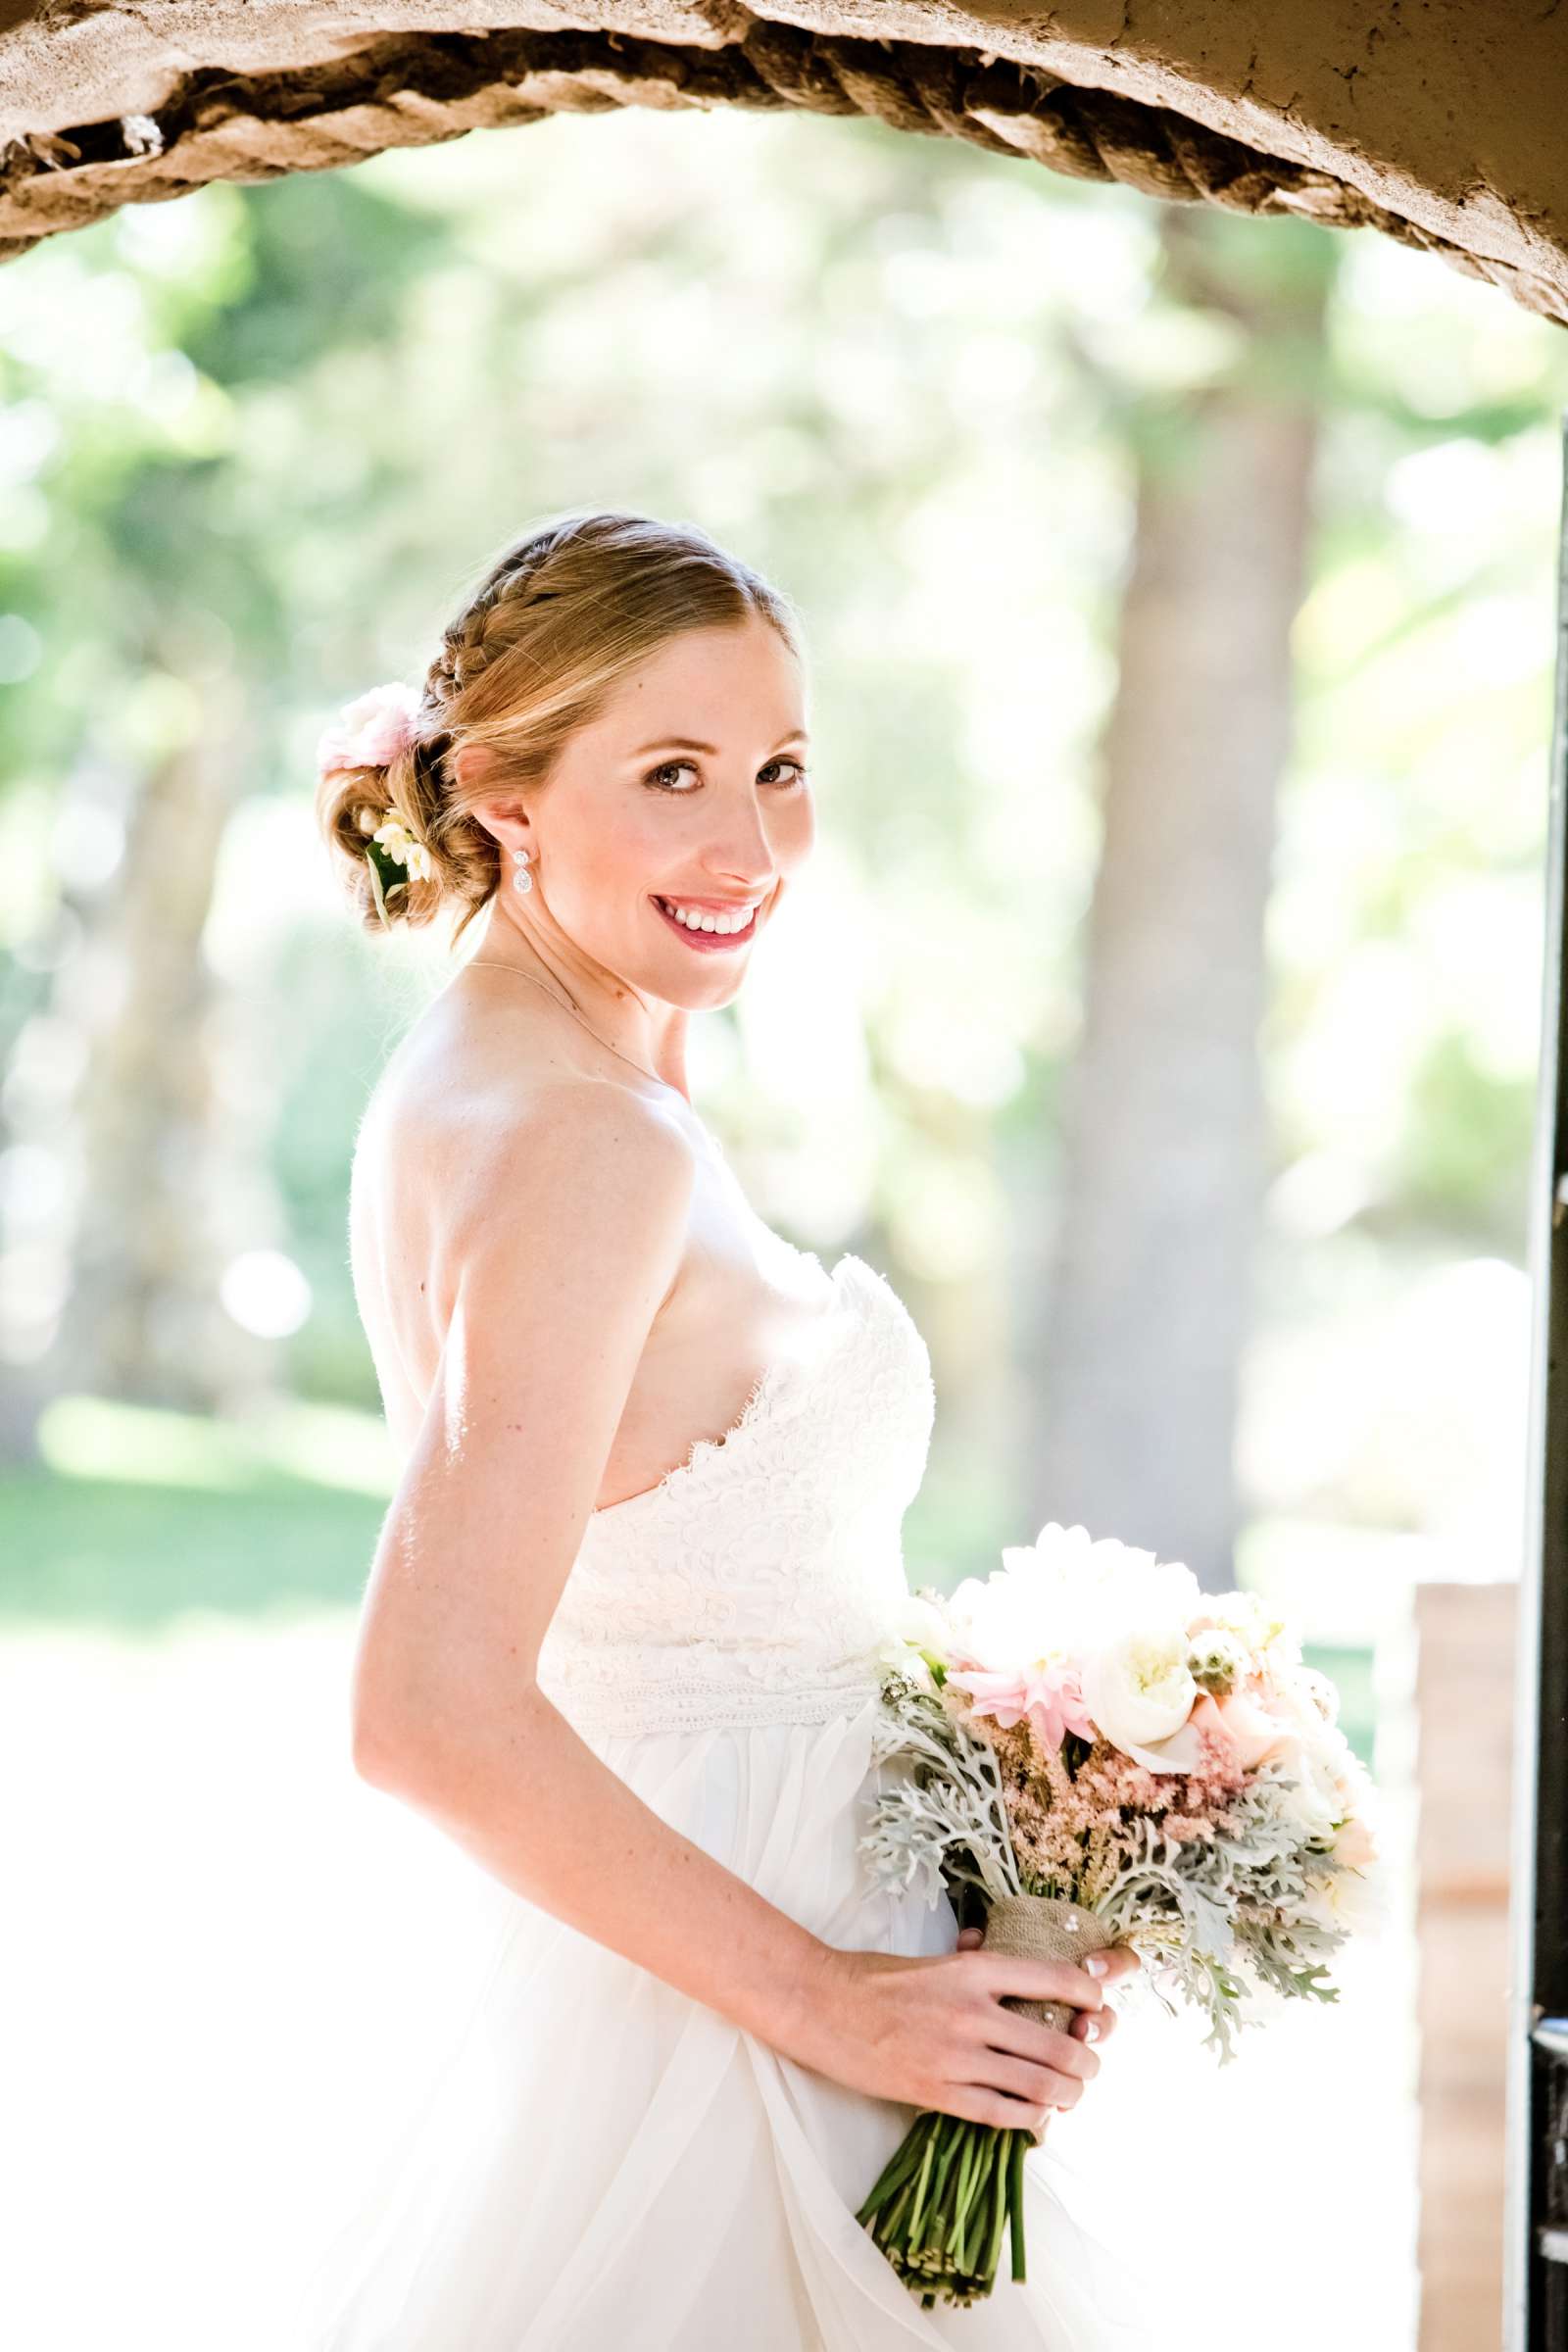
[354,1002,695,1262]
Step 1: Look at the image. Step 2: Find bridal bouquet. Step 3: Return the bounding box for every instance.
[853,1521,1383,2309]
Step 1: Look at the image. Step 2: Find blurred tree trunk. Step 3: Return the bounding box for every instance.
[1021,211,1338,1588]
[36,676,280,1416]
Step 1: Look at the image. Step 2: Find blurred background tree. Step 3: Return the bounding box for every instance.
[0,102,1562,1637]
[1027,206,1339,1586]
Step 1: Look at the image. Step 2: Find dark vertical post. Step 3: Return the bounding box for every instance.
[1507,409,1568,2352]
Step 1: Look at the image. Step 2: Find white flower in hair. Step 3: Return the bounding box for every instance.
[372,813,433,880]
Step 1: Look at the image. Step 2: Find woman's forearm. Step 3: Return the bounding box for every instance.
[355,1682,832,2056]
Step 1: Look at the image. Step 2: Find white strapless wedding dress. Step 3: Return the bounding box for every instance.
[294,1244,1170,2351]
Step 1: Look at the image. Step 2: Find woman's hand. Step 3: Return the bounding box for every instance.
[954,1923,1138,2140]
[782,1925,1141,2144]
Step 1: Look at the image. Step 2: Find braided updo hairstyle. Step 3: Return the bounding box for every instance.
[317,507,805,948]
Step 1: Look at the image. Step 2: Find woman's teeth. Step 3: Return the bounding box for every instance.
[653,897,758,940]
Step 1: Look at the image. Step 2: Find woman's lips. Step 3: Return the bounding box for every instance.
[650,896,759,953]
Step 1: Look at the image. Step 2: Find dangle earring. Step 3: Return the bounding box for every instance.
[512,843,534,897]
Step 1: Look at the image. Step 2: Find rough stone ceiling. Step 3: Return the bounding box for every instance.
[1,1,1563,326]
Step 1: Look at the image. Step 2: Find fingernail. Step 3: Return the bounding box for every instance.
[1084,2019,1101,2043]
[1085,1955,1108,1978]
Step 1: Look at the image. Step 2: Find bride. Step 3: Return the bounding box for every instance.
[297,509,1157,2350]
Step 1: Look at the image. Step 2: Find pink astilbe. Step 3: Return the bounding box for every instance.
[950,1693,1257,1902]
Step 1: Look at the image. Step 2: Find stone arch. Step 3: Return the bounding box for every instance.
[1,1,1564,324]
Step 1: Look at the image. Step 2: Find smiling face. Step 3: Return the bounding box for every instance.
[518,612,815,1005]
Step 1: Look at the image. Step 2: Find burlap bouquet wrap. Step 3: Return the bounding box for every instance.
[978,1893,1118,2033]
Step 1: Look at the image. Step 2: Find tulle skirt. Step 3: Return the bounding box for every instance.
[292,1692,1170,2351]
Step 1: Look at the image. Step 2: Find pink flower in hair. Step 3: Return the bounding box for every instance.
[316,681,421,780]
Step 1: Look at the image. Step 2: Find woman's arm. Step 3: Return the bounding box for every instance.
[348,1081,830,2056]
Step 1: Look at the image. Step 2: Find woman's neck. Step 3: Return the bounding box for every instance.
[466,896,693,1104]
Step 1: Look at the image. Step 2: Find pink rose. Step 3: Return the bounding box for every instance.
[316,681,420,780]
[1190,1689,1293,1771]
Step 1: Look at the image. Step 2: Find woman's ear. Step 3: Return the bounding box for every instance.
[453,743,505,797]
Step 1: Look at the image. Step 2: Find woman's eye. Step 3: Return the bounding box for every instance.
[643,758,808,794]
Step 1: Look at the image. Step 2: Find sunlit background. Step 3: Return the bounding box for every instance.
[3,89,1566,2352]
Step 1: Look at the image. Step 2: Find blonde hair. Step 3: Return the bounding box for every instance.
[317,507,805,948]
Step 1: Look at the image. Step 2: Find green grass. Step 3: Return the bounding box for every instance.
[0,1394,391,1628]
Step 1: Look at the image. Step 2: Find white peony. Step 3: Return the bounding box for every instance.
[1078,1626,1201,1771]
[1018,1521,1202,1616]
[967,1522,1202,1665]
[946,1566,1072,1670]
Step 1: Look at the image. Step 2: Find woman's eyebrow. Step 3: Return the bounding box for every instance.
[630,731,810,756]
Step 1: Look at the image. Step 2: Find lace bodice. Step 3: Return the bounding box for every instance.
[534,1249,936,1738]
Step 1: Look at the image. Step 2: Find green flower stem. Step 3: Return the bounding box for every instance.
[905,2127,939,2246]
[885,2177,918,2244]
[956,2147,995,2274]
[856,2115,932,2221]
[983,2152,1010,2285]
[920,2121,965,2248]
[1007,2128,1028,2280]
[977,2141,1007,2274]
[948,2129,981,2252]
[859,2109,1028,2307]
